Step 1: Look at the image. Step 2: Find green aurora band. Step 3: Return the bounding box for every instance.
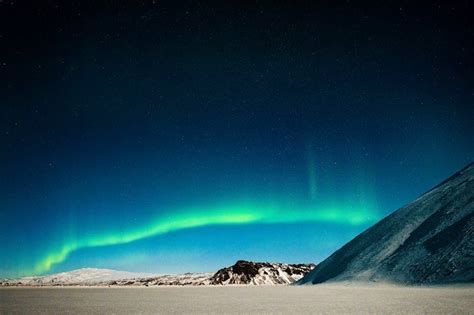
[29,202,378,276]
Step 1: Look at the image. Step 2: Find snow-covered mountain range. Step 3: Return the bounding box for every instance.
[1,261,315,286]
[108,272,214,286]
[298,162,474,285]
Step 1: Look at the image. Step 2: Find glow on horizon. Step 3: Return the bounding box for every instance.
[26,202,378,276]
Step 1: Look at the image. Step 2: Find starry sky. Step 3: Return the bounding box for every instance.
[1,1,473,278]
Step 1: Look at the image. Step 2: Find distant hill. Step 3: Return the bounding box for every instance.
[10,268,155,286]
[298,162,474,285]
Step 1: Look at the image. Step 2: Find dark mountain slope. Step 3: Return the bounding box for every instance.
[298,162,474,284]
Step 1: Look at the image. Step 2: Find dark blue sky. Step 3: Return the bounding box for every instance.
[0,1,473,277]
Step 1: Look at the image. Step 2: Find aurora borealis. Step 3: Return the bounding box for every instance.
[31,203,378,275]
[1,2,474,278]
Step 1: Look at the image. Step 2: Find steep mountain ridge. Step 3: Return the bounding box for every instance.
[298,162,474,284]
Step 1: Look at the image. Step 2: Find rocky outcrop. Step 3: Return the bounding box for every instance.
[210,260,315,285]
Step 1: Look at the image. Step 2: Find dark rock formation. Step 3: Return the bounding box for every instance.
[210,260,315,285]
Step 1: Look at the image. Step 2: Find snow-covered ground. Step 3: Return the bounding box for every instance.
[1,284,473,314]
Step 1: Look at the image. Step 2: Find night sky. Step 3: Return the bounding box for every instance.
[1,1,473,278]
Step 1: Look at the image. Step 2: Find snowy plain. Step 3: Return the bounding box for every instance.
[1,284,473,314]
